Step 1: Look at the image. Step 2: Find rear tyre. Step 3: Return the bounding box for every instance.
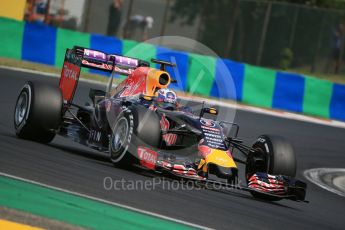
[110,105,161,167]
[246,134,296,201]
[14,81,62,143]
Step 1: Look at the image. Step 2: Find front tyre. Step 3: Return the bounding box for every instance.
[14,81,62,143]
[246,135,296,201]
[246,134,296,178]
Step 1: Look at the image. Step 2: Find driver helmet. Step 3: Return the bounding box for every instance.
[156,88,177,110]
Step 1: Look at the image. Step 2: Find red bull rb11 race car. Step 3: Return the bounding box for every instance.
[14,46,307,202]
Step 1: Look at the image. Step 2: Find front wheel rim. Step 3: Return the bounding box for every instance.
[15,91,28,126]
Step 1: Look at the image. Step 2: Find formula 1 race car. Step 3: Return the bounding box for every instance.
[14,46,307,202]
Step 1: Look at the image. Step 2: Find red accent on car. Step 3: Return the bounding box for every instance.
[160,114,169,131]
[163,133,178,146]
[248,174,286,194]
[137,146,158,170]
[198,145,212,158]
[59,61,81,105]
[172,164,186,174]
[161,161,172,169]
[118,67,149,97]
[187,168,197,176]
[160,114,177,146]
[226,150,234,158]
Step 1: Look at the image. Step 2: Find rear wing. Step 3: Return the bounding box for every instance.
[59,46,149,106]
[74,46,149,75]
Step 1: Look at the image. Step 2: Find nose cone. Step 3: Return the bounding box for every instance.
[208,163,238,180]
[205,149,237,168]
[199,149,238,179]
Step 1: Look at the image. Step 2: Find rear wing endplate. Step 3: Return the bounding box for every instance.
[59,49,81,106]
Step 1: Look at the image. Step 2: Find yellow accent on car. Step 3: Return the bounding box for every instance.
[197,159,206,170]
[146,69,171,96]
[209,108,217,114]
[143,95,153,101]
[205,149,237,168]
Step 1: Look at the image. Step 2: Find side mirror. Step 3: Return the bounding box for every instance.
[200,107,218,117]
[139,94,153,101]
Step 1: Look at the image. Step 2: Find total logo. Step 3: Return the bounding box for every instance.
[138,147,157,170]
[63,64,78,80]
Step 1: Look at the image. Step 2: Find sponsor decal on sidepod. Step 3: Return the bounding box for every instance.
[138,147,158,170]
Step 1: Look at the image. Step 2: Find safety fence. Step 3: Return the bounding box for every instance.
[1,17,344,121]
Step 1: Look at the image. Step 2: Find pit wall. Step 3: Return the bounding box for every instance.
[1,17,344,121]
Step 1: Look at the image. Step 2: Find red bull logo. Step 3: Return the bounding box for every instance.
[200,119,216,127]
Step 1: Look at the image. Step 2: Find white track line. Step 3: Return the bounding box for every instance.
[2,65,345,129]
[0,172,212,230]
[304,168,345,197]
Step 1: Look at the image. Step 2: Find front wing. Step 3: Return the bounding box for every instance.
[163,167,308,202]
[136,146,308,202]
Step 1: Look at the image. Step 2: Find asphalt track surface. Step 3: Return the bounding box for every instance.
[1,68,345,229]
